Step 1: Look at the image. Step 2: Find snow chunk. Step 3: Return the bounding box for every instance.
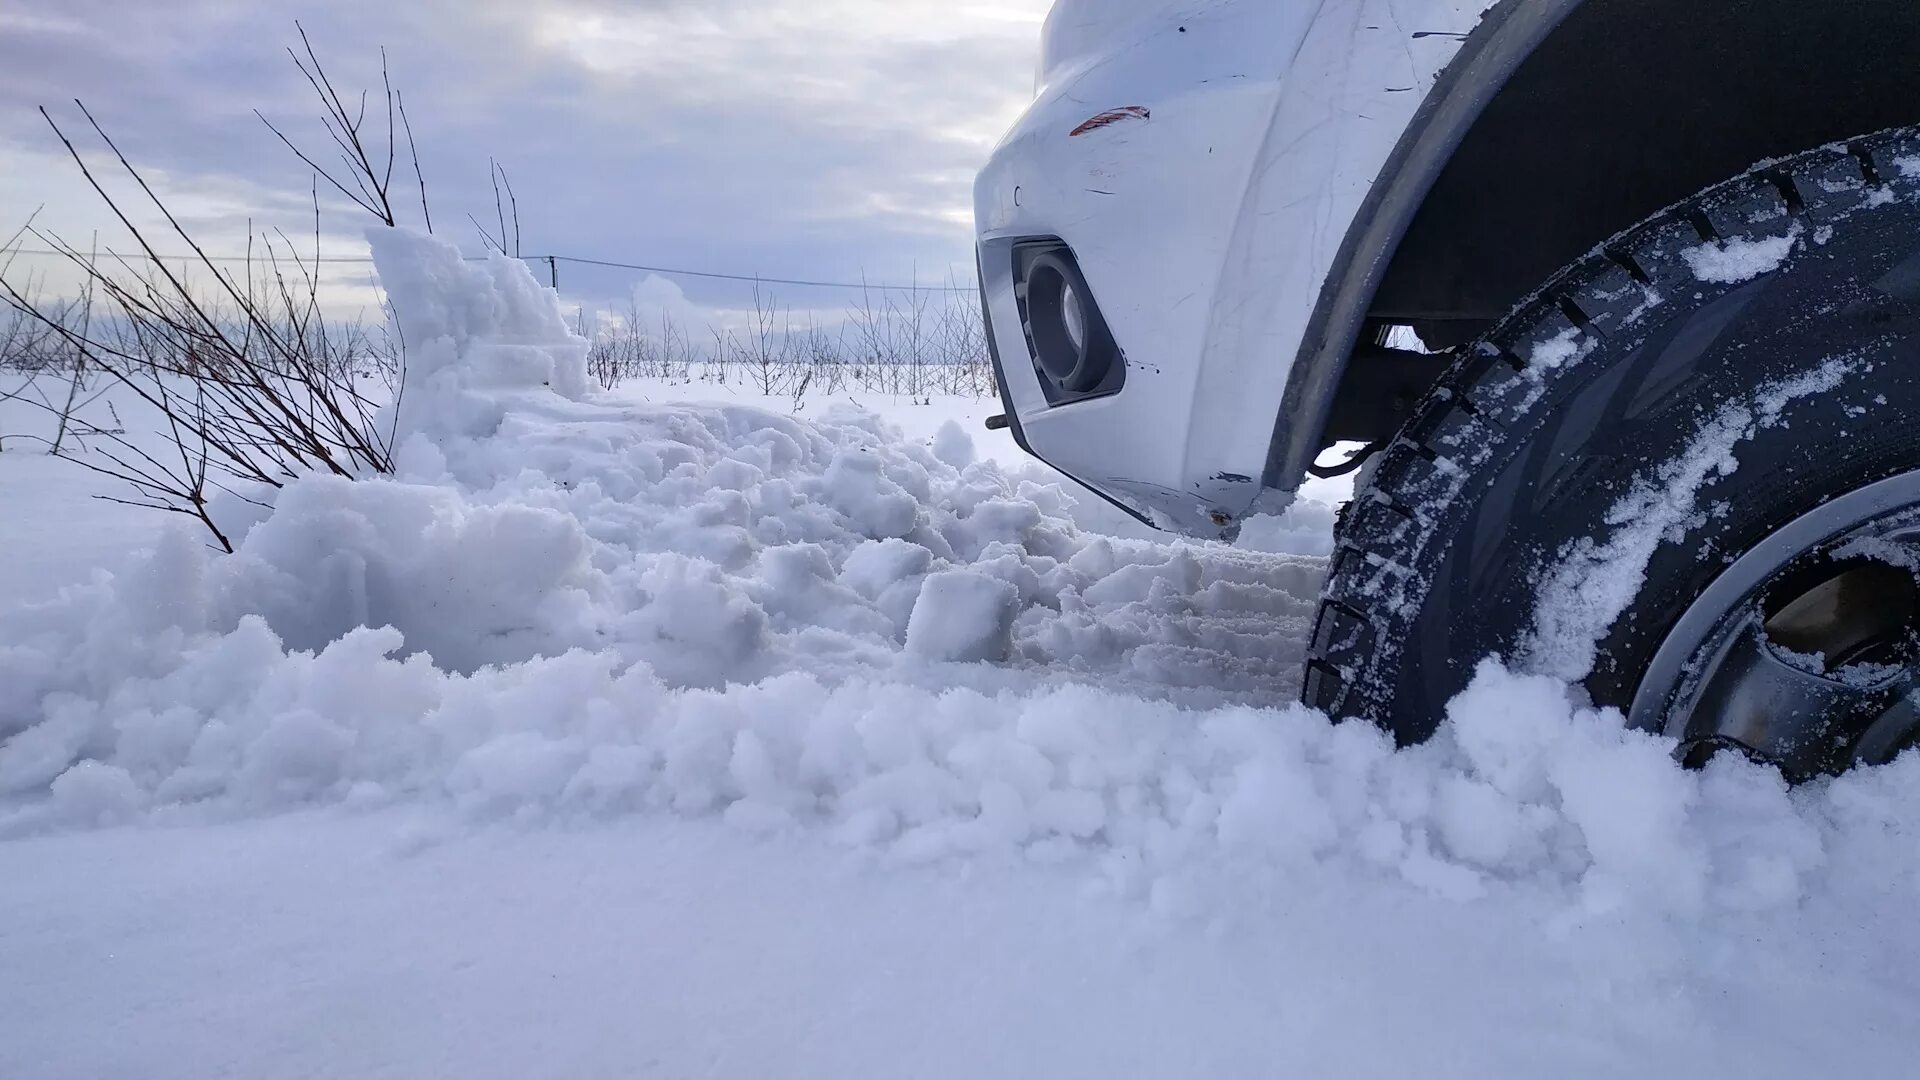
[822,451,924,539]
[905,571,1019,662]
[1682,225,1802,284]
[48,761,145,827]
[366,227,589,403]
[931,420,976,470]
[1236,498,1338,558]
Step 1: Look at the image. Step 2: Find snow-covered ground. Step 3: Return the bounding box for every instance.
[597,373,1353,551]
[4,233,1920,1078]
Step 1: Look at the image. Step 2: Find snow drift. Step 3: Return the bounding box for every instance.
[4,229,1920,934]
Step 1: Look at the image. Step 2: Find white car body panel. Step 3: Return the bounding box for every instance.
[976,0,1500,536]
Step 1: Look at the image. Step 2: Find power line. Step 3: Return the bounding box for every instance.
[544,255,973,293]
[10,249,389,264]
[6,248,976,293]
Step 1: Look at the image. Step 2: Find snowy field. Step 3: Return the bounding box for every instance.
[4,233,1920,1078]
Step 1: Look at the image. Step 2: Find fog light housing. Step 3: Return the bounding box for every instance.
[1017,244,1124,401]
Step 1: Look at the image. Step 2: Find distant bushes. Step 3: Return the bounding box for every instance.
[585,280,998,402]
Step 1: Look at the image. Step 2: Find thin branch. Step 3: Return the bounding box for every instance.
[256,111,384,221]
[396,90,431,233]
[466,212,504,254]
[497,161,520,258]
[491,157,508,258]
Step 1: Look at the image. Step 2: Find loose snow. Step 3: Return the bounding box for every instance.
[5,230,1920,1078]
[1519,326,1602,409]
[1528,325,1595,374]
[1524,358,1857,683]
[1834,531,1920,571]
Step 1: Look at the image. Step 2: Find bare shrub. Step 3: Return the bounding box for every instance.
[739,283,785,397]
[848,284,934,401]
[659,308,696,383]
[793,318,846,397]
[0,27,430,551]
[0,256,116,456]
[929,278,992,397]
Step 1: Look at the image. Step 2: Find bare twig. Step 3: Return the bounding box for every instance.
[490,158,509,259]
[466,212,504,255]
[396,90,431,233]
[497,160,520,258]
[256,21,432,232]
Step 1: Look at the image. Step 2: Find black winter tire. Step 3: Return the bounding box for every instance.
[1307,126,1920,765]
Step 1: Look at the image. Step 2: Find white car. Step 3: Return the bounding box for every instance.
[977,0,1920,778]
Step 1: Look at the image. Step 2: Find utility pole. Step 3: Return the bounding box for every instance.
[546,256,559,290]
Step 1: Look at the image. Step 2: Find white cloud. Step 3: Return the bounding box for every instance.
[624,273,698,331]
[0,0,1052,314]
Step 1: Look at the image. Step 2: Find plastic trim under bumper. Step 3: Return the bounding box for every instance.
[978,255,1152,530]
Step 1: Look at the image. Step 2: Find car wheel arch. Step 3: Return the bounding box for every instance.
[1277,0,1920,492]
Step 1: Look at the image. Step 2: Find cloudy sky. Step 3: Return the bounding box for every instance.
[0,0,1050,323]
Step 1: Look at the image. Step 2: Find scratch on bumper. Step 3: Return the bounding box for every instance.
[1069,106,1152,137]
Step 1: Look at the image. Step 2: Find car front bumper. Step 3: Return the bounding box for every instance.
[977,1,1493,538]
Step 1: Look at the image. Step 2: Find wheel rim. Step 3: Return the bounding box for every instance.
[1629,469,1920,779]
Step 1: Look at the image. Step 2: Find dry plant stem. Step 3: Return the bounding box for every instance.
[256,23,402,226]
[395,91,431,233]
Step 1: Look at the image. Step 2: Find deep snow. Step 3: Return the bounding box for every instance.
[4,230,1920,1078]
[11,806,1920,1080]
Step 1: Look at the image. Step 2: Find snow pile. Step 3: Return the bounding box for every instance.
[0,230,1314,824]
[368,226,590,409]
[5,615,1879,925]
[3,229,1919,932]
